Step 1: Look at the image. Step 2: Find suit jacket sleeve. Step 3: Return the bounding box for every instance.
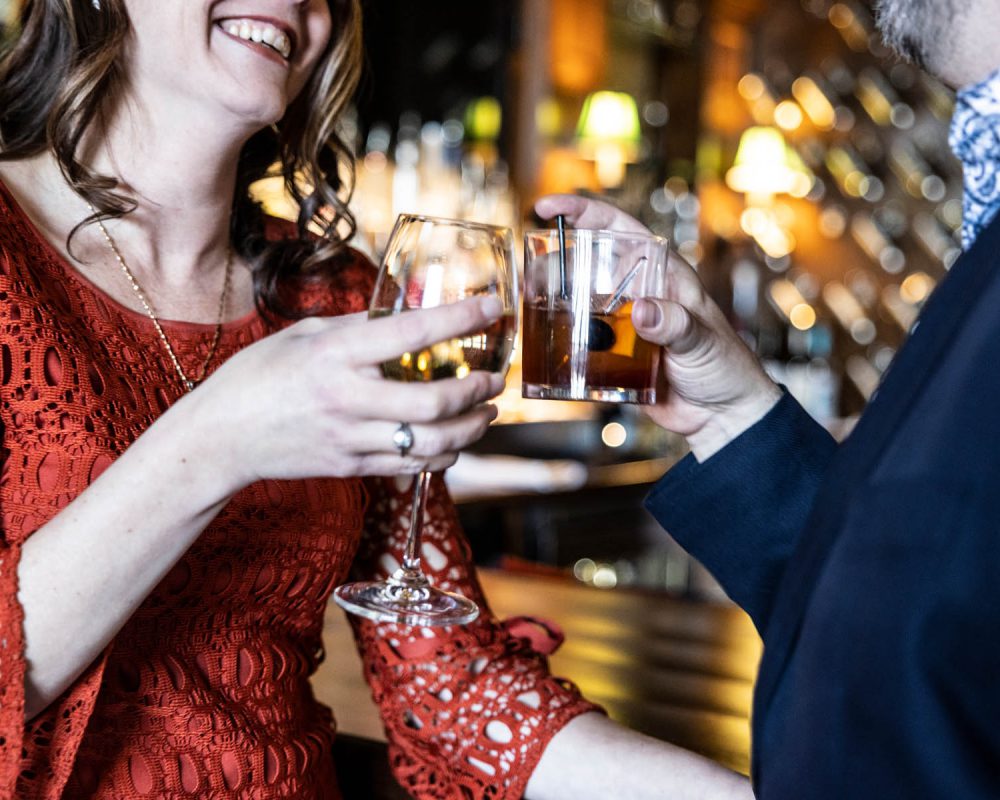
[643,391,837,635]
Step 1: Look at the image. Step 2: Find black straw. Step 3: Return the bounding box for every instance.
[556,214,568,299]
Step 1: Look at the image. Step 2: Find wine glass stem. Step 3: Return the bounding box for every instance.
[403,470,433,571]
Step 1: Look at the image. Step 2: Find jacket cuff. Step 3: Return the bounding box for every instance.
[644,392,836,632]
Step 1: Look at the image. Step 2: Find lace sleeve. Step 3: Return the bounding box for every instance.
[349,474,601,800]
[0,451,111,800]
[0,458,26,795]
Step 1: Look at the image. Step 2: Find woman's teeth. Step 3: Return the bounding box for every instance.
[221,20,292,60]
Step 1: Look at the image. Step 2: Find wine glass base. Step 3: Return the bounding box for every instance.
[334,580,480,627]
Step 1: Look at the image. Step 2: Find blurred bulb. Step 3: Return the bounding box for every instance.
[574,558,597,583]
[738,74,766,101]
[850,318,877,345]
[879,247,906,274]
[601,422,628,448]
[900,272,935,304]
[592,565,618,589]
[774,100,804,130]
[819,206,848,238]
[790,303,817,330]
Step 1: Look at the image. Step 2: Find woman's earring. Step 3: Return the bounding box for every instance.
[91,0,101,9]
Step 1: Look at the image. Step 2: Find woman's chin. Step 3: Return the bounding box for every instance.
[218,97,288,135]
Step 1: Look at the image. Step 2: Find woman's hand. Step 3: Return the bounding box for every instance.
[535,194,782,461]
[185,295,506,493]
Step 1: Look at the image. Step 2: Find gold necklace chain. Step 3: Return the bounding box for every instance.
[89,207,233,392]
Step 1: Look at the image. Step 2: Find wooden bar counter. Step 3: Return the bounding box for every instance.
[315,568,762,795]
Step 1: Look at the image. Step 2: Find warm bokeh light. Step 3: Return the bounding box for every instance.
[550,0,606,93]
[792,76,837,130]
[882,286,919,331]
[900,272,936,304]
[828,2,868,50]
[774,100,804,131]
[573,558,597,582]
[822,282,873,342]
[592,565,618,589]
[789,303,817,331]
[741,207,797,258]
[737,73,766,101]
[601,422,628,448]
[819,206,849,238]
[769,279,807,320]
[846,354,881,399]
[856,72,893,126]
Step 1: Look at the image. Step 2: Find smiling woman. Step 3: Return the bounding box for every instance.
[0,2,756,799]
[0,1,614,799]
[0,0,360,318]
[219,18,295,61]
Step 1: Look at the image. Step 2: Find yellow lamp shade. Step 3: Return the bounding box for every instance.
[726,126,812,200]
[576,91,642,158]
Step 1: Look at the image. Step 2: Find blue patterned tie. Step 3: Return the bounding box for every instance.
[949,67,1000,250]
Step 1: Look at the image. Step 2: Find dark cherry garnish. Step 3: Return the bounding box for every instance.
[587,316,616,351]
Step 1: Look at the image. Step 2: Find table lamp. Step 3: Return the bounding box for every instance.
[576,91,642,188]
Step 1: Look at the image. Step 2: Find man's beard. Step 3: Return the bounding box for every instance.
[873,0,958,69]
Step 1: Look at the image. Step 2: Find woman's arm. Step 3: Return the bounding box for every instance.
[526,713,752,800]
[14,298,505,718]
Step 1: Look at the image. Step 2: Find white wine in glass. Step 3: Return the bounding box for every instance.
[333,214,518,626]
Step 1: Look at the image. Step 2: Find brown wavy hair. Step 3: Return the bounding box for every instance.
[0,0,363,318]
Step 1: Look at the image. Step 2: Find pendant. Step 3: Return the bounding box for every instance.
[184,380,197,392]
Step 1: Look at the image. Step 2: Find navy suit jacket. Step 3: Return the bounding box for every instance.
[645,213,1000,798]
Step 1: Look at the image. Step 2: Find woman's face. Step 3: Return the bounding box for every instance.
[119,0,334,130]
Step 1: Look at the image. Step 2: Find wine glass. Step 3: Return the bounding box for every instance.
[333,214,518,626]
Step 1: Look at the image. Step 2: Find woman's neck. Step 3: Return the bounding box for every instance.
[82,97,251,287]
[0,99,262,322]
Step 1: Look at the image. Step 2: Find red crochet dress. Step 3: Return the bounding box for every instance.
[0,182,598,799]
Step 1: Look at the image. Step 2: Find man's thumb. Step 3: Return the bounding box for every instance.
[633,298,697,352]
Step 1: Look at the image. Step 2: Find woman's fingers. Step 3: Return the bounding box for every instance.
[534,194,650,235]
[344,371,505,423]
[216,297,511,482]
[345,404,498,458]
[341,296,503,367]
[353,451,462,476]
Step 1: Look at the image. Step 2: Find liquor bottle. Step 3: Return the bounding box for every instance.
[821,280,877,345]
[913,212,962,268]
[887,140,948,202]
[854,67,916,129]
[826,144,884,203]
[850,212,906,274]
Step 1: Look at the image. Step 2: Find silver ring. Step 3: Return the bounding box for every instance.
[392,422,414,457]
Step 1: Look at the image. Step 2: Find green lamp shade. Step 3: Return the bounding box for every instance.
[576,91,642,148]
